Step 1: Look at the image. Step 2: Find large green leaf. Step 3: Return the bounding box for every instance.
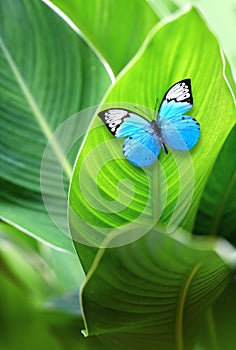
[0,267,105,350]
[0,0,111,250]
[0,223,104,350]
[194,125,236,243]
[189,0,236,77]
[196,280,236,350]
[49,0,159,75]
[0,178,74,251]
[0,222,51,302]
[0,222,84,304]
[81,229,234,350]
[69,7,235,262]
[0,272,61,350]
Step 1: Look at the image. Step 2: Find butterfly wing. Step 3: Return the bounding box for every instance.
[158,79,200,151]
[122,130,161,166]
[98,108,161,166]
[98,108,150,136]
[158,79,193,120]
[159,115,200,151]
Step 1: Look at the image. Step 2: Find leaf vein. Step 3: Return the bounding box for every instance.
[0,35,72,178]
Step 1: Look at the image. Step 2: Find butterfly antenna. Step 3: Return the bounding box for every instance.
[162,143,168,154]
[154,98,159,118]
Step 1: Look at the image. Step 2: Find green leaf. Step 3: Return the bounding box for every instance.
[0,222,50,302]
[0,271,61,350]
[0,0,111,250]
[0,178,74,251]
[0,222,84,304]
[69,7,236,259]
[192,0,236,77]
[194,126,236,243]
[49,0,159,75]
[81,230,234,350]
[0,0,110,191]
[196,280,236,350]
[0,228,102,349]
[0,221,109,349]
[147,0,179,17]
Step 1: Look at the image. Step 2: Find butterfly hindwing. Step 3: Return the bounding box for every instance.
[122,129,161,167]
[159,115,200,151]
[98,109,160,166]
[157,79,200,151]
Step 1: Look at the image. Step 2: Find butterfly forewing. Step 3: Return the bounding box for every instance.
[98,108,131,135]
[160,79,193,105]
[157,79,200,151]
[158,79,193,120]
[98,108,150,136]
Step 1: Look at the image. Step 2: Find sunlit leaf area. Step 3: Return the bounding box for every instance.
[0,1,235,349]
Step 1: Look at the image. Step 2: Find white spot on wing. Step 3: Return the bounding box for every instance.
[166,82,190,102]
[104,109,129,132]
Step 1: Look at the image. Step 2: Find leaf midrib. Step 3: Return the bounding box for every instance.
[0,36,72,178]
[176,262,202,350]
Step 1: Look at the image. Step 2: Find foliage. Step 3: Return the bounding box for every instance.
[0,0,235,349]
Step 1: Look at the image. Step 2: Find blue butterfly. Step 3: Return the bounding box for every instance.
[98,79,200,167]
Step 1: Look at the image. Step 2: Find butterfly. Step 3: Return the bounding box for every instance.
[98,79,200,167]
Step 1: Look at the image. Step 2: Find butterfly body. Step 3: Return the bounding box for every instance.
[98,79,200,167]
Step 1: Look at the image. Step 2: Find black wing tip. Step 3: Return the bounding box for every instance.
[97,108,133,136]
[98,110,107,122]
[98,108,126,119]
[179,78,191,84]
[179,78,193,105]
[98,109,108,116]
[176,78,192,89]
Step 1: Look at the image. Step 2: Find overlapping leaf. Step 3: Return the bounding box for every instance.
[50,0,159,75]
[196,280,236,350]
[69,7,236,263]
[0,222,104,350]
[0,0,111,251]
[69,7,236,349]
[0,222,84,303]
[81,230,234,350]
[194,126,236,243]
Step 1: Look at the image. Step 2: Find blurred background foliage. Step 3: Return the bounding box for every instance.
[0,0,235,349]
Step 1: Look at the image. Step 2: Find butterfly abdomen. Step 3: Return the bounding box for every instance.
[151,120,162,137]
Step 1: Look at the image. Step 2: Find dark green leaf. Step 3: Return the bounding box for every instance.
[196,280,236,350]
[0,0,110,250]
[81,230,234,350]
[194,125,236,243]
